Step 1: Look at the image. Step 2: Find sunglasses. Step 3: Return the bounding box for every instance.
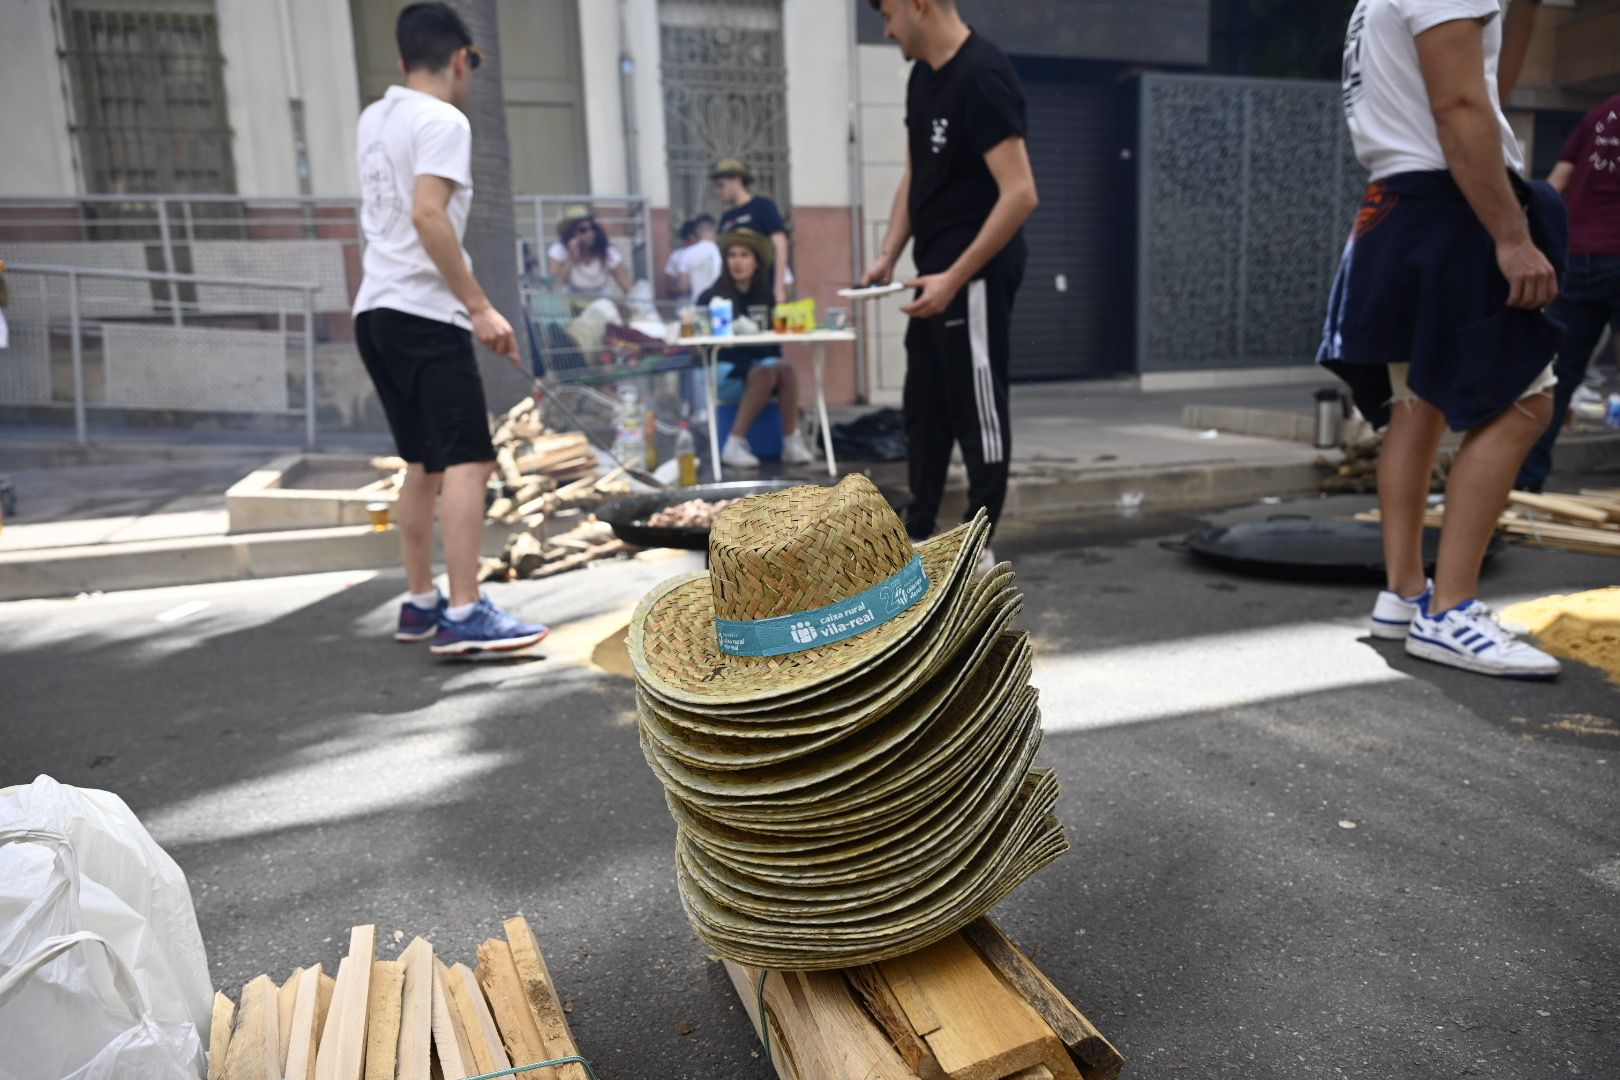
[465,45,484,70]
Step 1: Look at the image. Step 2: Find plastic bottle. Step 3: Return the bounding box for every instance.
[675,420,698,488]
[708,295,734,338]
[644,409,659,470]
[613,385,645,466]
[1607,393,1620,430]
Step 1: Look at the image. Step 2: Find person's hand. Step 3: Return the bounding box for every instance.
[901,272,964,319]
[1496,236,1557,310]
[471,305,519,362]
[860,255,896,288]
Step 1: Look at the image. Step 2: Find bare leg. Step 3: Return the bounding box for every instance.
[1378,398,1447,599]
[777,362,803,435]
[732,366,778,437]
[396,463,443,596]
[440,460,495,608]
[1432,392,1553,612]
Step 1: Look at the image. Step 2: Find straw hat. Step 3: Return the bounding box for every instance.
[710,157,754,184]
[557,203,595,239]
[715,227,774,275]
[629,475,1068,971]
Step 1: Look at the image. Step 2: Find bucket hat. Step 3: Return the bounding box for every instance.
[715,227,775,275]
[710,157,755,184]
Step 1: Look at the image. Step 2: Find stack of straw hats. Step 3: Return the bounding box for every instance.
[629,475,1067,970]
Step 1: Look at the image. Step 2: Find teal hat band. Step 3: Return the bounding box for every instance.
[715,555,930,658]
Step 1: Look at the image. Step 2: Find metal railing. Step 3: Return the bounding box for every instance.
[3,263,320,447]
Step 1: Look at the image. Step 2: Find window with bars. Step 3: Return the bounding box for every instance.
[659,0,791,224]
[62,2,237,194]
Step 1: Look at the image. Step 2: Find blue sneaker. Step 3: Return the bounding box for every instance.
[430,597,549,658]
[396,596,446,642]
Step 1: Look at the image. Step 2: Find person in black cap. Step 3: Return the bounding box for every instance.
[712,158,791,304]
[860,0,1039,574]
[664,213,723,305]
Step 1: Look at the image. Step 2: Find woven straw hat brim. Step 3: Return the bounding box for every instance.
[634,589,1020,774]
[639,563,1014,737]
[673,776,1067,968]
[671,702,1044,911]
[649,637,1032,826]
[638,624,1025,806]
[666,687,1039,870]
[629,519,982,707]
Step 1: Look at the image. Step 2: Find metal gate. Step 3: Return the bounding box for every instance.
[658,0,792,223]
[1136,73,1364,378]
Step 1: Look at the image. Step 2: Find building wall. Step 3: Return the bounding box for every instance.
[856,43,917,405]
[0,1,77,196]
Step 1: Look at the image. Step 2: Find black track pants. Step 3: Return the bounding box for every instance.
[902,269,1019,540]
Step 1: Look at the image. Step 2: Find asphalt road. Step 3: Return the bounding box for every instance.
[3,497,1616,1078]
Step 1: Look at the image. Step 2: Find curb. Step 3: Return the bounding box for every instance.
[0,524,400,602]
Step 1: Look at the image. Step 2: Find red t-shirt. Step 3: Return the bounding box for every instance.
[1560,94,1620,257]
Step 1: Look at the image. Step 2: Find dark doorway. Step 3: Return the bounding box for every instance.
[1010,57,1137,381]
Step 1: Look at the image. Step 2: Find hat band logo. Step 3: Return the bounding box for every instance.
[714,555,930,658]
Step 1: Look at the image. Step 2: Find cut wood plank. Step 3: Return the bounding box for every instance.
[315,970,337,1066]
[879,934,1081,1080]
[396,938,435,1080]
[277,966,304,1076]
[220,974,279,1080]
[363,961,406,1080]
[313,956,350,1080]
[724,959,918,1080]
[449,962,511,1074]
[502,916,586,1078]
[1509,491,1611,525]
[474,938,548,1068]
[284,965,324,1080]
[208,990,236,1080]
[1009,1069,1057,1080]
[334,925,377,1080]
[962,920,1125,1080]
[431,958,475,1080]
[844,963,944,1078]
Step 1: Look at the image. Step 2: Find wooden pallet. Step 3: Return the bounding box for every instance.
[724,918,1123,1080]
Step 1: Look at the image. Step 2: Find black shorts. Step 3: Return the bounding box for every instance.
[356,308,497,472]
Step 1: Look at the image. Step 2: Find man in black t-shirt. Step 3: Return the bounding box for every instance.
[861,0,1038,569]
[713,158,792,303]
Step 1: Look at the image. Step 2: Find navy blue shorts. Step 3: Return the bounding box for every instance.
[1317,170,1567,432]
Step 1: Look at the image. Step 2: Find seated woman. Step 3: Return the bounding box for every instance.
[547,206,633,298]
[699,228,814,468]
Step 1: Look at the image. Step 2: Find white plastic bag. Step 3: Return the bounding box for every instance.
[0,776,211,1076]
[0,929,201,1080]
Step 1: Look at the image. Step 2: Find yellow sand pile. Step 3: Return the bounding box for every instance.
[1502,588,1620,683]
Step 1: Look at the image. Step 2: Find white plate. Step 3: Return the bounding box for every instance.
[836,283,908,300]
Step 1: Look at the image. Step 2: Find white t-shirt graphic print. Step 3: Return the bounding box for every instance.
[1341,0,1524,180]
[353,85,475,328]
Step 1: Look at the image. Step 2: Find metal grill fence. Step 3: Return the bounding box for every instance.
[1136,73,1365,377]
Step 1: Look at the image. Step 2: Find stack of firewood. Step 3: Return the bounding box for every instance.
[209,917,589,1080]
[1319,433,1454,496]
[369,398,639,584]
[1355,488,1620,558]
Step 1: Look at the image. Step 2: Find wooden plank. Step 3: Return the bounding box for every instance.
[474,938,549,1068]
[844,964,944,1078]
[723,958,919,1080]
[220,974,279,1080]
[334,925,377,1080]
[396,938,435,1080]
[315,971,337,1064]
[431,958,475,1080]
[277,966,305,1076]
[284,965,324,1080]
[1509,491,1611,525]
[208,990,236,1080]
[962,920,1125,1080]
[363,961,406,1080]
[313,956,350,1080]
[449,962,511,1075]
[502,917,587,1078]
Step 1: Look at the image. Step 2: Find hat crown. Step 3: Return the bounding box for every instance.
[707,475,913,623]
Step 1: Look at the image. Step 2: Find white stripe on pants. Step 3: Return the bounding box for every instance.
[967,279,1003,465]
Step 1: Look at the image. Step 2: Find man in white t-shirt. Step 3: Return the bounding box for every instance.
[353,2,547,658]
[1319,0,1563,679]
[663,215,723,305]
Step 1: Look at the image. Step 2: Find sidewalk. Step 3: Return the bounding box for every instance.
[3,379,1616,601]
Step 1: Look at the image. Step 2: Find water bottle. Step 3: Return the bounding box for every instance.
[674,420,698,487]
[614,385,645,466]
[1606,393,1620,430]
[708,295,734,338]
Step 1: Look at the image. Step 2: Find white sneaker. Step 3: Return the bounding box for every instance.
[1405,598,1561,680]
[721,435,760,469]
[781,431,816,465]
[974,545,998,578]
[1370,580,1431,640]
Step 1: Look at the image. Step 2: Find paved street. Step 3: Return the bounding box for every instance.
[3,499,1616,1078]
